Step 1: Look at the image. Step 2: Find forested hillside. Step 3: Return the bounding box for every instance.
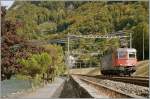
[6,1,149,60]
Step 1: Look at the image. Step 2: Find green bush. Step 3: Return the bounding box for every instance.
[19,52,52,78]
[42,45,66,76]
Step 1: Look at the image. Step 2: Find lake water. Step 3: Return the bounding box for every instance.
[1,77,32,97]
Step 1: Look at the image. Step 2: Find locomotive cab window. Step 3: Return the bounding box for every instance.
[129,52,136,58]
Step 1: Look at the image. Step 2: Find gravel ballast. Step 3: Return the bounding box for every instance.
[81,76,149,98]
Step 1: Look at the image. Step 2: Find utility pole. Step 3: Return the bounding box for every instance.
[67,33,70,77]
[143,32,145,60]
[130,33,132,48]
[80,62,81,69]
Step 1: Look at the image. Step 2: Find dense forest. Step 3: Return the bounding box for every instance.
[1,6,66,81]
[2,1,149,80]
[6,1,149,59]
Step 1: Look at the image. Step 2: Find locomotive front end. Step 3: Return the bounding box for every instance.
[101,48,137,76]
[116,48,137,67]
[116,48,137,75]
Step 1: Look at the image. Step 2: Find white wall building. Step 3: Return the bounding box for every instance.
[68,55,76,68]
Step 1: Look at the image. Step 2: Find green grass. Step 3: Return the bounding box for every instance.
[133,60,149,77]
[69,67,101,76]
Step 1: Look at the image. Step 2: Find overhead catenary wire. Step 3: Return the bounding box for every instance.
[67,31,132,69]
[68,35,129,39]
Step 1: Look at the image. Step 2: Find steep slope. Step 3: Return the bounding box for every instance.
[133,60,149,77]
[6,1,149,60]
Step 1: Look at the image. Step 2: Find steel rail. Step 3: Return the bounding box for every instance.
[108,76,149,87]
[72,74,149,87]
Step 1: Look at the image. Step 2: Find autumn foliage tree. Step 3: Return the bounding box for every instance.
[1,7,44,80]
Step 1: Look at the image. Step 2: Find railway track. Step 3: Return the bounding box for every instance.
[73,74,149,87]
[107,76,149,87]
[76,75,145,98]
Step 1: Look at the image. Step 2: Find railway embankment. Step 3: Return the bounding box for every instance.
[60,75,106,98]
[71,75,149,98]
[68,75,108,98]
[59,76,92,98]
[133,60,149,77]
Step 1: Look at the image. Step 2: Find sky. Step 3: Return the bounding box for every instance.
[1,0,15,9]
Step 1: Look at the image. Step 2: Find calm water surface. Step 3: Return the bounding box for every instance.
[1,77,32,97]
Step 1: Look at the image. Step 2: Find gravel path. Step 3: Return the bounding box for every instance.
[82,76,149,98]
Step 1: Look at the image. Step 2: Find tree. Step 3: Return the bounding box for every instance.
[132,22,149,60]
[19,53,52,78]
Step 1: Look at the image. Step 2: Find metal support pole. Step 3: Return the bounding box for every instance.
[76,62,77,68]
[67,34,70,76]
[80,62,81,68]
[90,61,92,68]
[143,32,145,60]
[130,33,132,48]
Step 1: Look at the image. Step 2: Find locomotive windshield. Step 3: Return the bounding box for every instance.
[118,51,127,59]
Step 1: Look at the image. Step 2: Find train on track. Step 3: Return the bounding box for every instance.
[101,48,137,76]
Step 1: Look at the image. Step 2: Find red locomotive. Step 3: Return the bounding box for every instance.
[101,48,137,76]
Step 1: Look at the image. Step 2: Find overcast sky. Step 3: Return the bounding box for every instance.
[1,0,14,9]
